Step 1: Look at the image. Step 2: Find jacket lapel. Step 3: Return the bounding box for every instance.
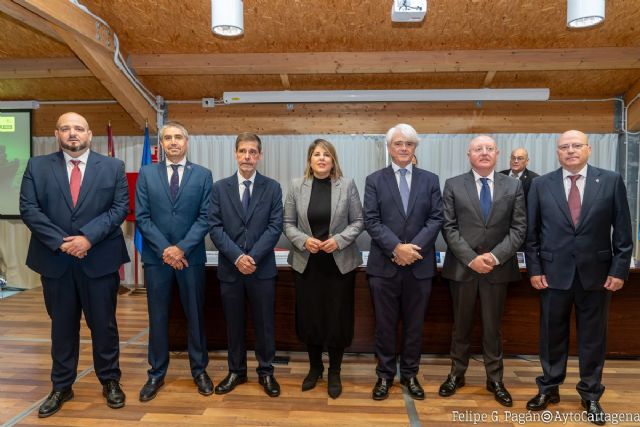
[52,151,74,211]
[156,161,173,203]
[576,165,601,231]
[463,171,484,223]
[74,151,99,211]
[298,178,313,233]
[548,168,574,227]
[174,161,193,202]
[383,166,406,218]
[245,172,266,222]
[328,177,342,231]
[406,168,419,216]
[226,173,245,220]
[487,172,508,223]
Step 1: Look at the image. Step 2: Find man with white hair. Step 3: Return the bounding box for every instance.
[364,123,443,401]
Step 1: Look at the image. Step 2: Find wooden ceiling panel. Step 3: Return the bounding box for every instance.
[0,13,70,58]
[0,77,111,100]
[493,70,640,98]
[139,75,283,100]
[80,0,640,54]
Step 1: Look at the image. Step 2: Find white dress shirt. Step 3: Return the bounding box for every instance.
[391,161,413,190]
[562,165,587,202]
[237,171,256,201]
[63,150,90,184]
[472,169,495,200]
[166,157,187,186]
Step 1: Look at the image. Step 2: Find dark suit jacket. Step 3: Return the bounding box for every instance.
[442,171,526,283]
[525,165,632,290]
[363,165,443,280]
[20,150,130,278]
[135,161,213,265]
[499,167,539,200]
[208,171,283,282]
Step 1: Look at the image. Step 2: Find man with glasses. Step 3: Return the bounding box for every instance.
[499,147,539,202]
[364,123,443,400]
[525,130,632,425]
[136,121,214,401]
[209,132,284,397]
[20,112,130,416]
[438,135,526,407]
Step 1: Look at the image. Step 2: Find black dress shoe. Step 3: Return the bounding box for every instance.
[38,389,74,418]
[194,372,214,396]
[486,381,512,407]
[526,391,560,411]
[400,376,425,400]
[102,380,126,409]
[327,371,342,399]
[582,400,606,426]
[372,378,393,401]
[214,372,247,395]
[139,377,164,402]
[259,375,281,397]
[439,375,465,397]
[302,365,324,391]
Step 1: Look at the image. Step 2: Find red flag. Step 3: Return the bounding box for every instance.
[107,121,115,157]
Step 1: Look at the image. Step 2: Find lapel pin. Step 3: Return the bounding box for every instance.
[595,178,599,183]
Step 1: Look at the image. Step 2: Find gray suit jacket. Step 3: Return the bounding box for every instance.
[441,170,526,283]
[284,176,364,274]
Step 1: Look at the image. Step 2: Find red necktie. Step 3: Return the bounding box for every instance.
[568,175,581,225]
[70,160,82,207]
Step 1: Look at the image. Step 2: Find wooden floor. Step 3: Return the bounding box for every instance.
[1,289,639,427]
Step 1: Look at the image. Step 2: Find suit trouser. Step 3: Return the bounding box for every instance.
[368,270,432,379]
[220,276,276,377]
[41,263,120,391]
[144,263,208,380]
[448,277,508,382]
[537,275,611,401]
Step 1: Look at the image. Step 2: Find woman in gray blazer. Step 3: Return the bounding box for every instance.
[284,139,364,399]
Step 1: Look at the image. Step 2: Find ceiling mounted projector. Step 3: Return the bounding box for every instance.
[392,0,427,23]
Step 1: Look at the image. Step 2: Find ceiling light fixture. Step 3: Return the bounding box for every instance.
[211,0,244,37]
[222,88,550,104]
[567,0,605,28]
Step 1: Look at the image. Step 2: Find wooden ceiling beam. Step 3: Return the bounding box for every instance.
[482,71,497,87]
[0,57,90,78]
[53,26,157,131]
[0,0,61,41]
[625,78,640,131]
[131,48,640,75]
[12,0,115,52]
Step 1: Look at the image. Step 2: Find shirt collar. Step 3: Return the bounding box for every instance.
[63,149,90,165]
[237,170,257,184]
[391,162,413,174]
[166,157,187,167]
[472,169,495,182]
[562,164,588,180]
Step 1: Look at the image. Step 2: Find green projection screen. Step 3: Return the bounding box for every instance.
[0,110,31,218]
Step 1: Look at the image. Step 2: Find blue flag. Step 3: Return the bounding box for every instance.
[134,125,152,254]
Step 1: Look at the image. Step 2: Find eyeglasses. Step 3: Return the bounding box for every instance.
[470,146,497,154]
[558,143,587,151]
[510,156,526,161]
[391,140,417,149]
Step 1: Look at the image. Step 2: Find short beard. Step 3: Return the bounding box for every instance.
[60,140,89,153]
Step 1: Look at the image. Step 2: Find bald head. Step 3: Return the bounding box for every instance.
[55,112,92,157]
[509,147,529,174]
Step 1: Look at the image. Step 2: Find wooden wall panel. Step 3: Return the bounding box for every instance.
[32,100,615,136]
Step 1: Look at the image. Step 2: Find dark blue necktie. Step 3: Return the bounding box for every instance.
[398,168,409,214]
[242,180,251,213]
[170,164,180,201]
[479,177,492,221]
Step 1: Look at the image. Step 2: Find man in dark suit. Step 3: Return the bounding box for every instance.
[499,147,539,201]
[209,132,283,397]
[20,112,129,417]
[525,130,632,425]
[438,135,526,407]
[135,122,214,401]
[364,123,443,401]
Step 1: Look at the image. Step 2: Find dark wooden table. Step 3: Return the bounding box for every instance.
[167,267,640,357]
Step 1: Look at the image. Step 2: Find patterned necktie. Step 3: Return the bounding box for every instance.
[69,160,82,207]
[511,172,518,178]
[398,168,409,214]
[242,180,251,213]
[170,164,180,201]
[568,175,581,225]
[480,177,492,221]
